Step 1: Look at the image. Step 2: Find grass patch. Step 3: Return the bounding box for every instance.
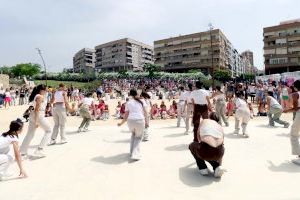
[34,80,88,88]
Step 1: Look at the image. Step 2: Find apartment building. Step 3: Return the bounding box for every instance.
[264,19,300,74]
[241,50,254,74]
[73,48,96,73]
[95,38,154,72]
[154,29,241,75]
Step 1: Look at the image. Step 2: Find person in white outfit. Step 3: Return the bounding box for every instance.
[0,119,27,181]
[141,91,151,141]
[177,86,186,128]
[283,80,300,165]
[118,89,149,161]
[184,83,194,134]
[20,84,52,158]
[234,91,251,138]
[49,83,72,145]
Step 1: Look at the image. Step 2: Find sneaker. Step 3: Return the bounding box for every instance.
[48,140,56,146]
[199,168,209,176]
[130,155,141,161]
[60,139,68,144]
[284,123,290,128]
[214,167,225,178]
[142,137,149,142]
[233,130,239,135]
[33,149,46,158]
[243,133,249,138]
[77,128,82,133]
[21,154,28,161]
[184,131,189,135]
[292,158,300,165]
[83,128,89,132]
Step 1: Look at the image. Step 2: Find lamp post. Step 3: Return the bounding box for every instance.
[208,23,215,87]
[36,48,48,86]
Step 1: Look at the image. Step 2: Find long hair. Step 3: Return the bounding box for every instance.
[29,84,47,102]
[129,89,143,106]
[2,119,24,138]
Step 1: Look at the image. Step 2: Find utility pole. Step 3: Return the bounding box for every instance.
[208,23,215,87]
[36,48,47,86]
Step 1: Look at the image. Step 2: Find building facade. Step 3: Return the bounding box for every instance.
[73,48,96,73]
[95,38,153,72]
[241,50,254,74]
[264,19,300,74]
[154,29,249,77]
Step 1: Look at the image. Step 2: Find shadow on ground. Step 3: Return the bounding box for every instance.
[267,160,300,173]
[165,144,188,151]
[276,133,289,138]
[91,153,129,165]
[164,133,186,138]
[179,163,219,187]
[224,133,247,139]
[103,138,130,143]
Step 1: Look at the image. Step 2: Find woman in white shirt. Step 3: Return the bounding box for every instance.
[118,89,149,161]
[20,84,52,158]
[0,119,27,181]
[50,83,72,145]
[189,112,225,178]
[78,93,95,132]
[140,91,151,142]
[234,91,251,138]
[267,91,289,128]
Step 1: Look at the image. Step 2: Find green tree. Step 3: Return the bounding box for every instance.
[213,69,231,81]
[11,63,41,77]
[144,63,161,77]
[0,66,12,75]
[243,73,255,81]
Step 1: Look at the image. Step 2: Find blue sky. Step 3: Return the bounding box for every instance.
[0,0,299,71]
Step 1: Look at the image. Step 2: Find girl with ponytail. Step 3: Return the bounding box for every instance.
[20,84,52,159]
[0,119,27,180]
[118,89,149,161]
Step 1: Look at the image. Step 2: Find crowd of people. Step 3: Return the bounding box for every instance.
[1,77,300,181]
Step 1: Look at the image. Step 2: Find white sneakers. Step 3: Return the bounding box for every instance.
[34,149,46,158]
[199,168,209,176]
[60,139,68,144]
[199,167,225,178]
[214,167,225,178]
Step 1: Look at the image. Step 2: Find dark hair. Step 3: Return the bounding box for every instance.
[85,92,93,97]
[267,91,274,97]
[2,119,24,138]
[235,91,244,98]
[59,83,65,88]
[293,80,300,90]
[209,112,220,123]
[188,83,193,91]
[195,81,203,89]
[141,91,150,99]
[129,89,143,106]
[179,86,184,91]
[29,84,47,102]
[216,86,221,92]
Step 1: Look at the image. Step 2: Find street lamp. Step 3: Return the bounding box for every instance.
[36,48,48,86]
[208,23,215,87]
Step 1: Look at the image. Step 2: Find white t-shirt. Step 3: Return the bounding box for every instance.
[184,91,193,103]
[178,91,186,101]
[190,89,209,105]
[5,92,11,98]
[83,97,94,106]
[125,99,145,120]
[54,91,65,103]
[0,135,18,160]
[235,98,247,109]
[200,119,224,139]
[269,96,282,109]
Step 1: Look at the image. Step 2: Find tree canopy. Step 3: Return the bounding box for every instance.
[0,63,41,77]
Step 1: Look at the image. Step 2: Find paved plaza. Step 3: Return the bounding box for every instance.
[0,105,299,200]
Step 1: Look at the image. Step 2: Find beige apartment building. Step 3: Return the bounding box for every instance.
[154,29,234,74]
[95,38,153,72]
[264,19,300,74]
[241,50,254,74]
[73,48,96,73]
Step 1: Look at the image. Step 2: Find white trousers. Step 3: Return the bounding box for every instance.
[0,154,11,176]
